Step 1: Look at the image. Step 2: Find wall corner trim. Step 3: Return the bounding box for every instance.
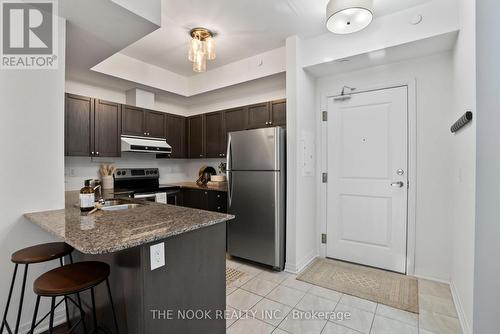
[450,280,472,334]
[285,250,317,274]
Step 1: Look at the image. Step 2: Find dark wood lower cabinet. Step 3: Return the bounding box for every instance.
[208,191,227,213]
[182,188,209,210]
[181,189,227,213]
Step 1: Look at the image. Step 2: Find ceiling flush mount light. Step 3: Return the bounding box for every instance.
[326,0,373,34]
[188,27,215,73]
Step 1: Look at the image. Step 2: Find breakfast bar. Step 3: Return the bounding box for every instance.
[24,192,234,334]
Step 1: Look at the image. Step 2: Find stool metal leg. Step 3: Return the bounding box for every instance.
[14,264,28,334]
[29,296,40,334]
[76,293,88,334]
[106,279,119,334]
[59,258,72,330]
[1,264,18,333]
[90,288,98,333]
[48,297,56,334]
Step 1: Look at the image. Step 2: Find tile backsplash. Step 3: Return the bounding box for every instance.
[65,154,225,191]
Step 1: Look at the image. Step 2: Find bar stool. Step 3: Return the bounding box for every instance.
[1,242,74,334]
[30,261,119,334]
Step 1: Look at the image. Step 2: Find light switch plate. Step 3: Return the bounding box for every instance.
[150,243,165,271]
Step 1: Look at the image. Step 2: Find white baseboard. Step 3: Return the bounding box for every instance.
[18,308,66,334]
[450,281,472,334]
[285,250,317,274]
[412,274,471,334]
[412,273,450,285]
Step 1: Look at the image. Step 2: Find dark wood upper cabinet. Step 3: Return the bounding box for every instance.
[270,99,286,127]
[65,94,93,157]
[94,100,121,157]
[247,102,270,129]
[187,115,205,159]
[165,114,186,158]
[65,94,121,158]
[205,111,225,158]
[67,92,284,160]
[145,110,165,138]
[223,106,247,148]
[122,105,145,136]
[122,106,166,138]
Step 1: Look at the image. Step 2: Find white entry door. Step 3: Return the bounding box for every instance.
[326,86,408,273]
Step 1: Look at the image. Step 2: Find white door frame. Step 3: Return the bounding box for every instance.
[317,80,417,275]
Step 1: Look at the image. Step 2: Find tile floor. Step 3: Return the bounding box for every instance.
[226,258,462,334]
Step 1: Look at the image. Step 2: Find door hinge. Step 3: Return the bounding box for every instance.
[321,234,327,244]
[322,111,328,122]
[322,173,328,183]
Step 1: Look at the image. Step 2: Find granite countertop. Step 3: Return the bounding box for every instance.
[161,182,228,192]
[24,192,234,255]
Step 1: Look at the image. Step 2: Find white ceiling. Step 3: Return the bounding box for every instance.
[120,0,432,76]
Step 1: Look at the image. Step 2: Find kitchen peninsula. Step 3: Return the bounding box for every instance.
[24,192,234,334]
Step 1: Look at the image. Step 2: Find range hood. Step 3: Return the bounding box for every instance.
[121,135,172,153]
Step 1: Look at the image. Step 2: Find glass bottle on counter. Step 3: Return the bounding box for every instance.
[79,179,95,212]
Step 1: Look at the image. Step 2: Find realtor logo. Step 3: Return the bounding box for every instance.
[1,0,58,69]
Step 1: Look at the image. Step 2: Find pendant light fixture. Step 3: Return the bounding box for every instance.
[188,27,216,73]
[326,0,373,34]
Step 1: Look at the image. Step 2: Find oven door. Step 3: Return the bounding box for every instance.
[133,193,158,202]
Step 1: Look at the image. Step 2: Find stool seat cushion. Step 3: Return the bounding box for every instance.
[11,242,74,264]
[34,261,110,296]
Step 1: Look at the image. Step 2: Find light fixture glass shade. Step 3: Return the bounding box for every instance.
[205,37,216,60]
[193,52,207,72]
[188,27,215,72]
[326,0,373,34]
[188,38,202,62]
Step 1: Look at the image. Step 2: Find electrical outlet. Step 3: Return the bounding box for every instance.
[150,243,165,271]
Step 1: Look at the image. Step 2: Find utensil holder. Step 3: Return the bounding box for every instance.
[101,175,113,190]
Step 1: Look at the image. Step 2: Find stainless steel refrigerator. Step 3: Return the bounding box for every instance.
[227,127,285,270]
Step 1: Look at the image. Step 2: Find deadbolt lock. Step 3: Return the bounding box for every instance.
[397,169,405,175]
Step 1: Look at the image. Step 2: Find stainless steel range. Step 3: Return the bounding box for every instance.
[113,168,179,205]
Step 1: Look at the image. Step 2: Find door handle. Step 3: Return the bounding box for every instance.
[391,181,404,188]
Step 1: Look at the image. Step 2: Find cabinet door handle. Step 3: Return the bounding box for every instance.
[200,154,203,157]
[96,152,99,156]
[269,121,273,125]
[91,151,94,156]
[217,206,221,210]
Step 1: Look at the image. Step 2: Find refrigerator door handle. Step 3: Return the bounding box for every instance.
[227,135,232,207]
